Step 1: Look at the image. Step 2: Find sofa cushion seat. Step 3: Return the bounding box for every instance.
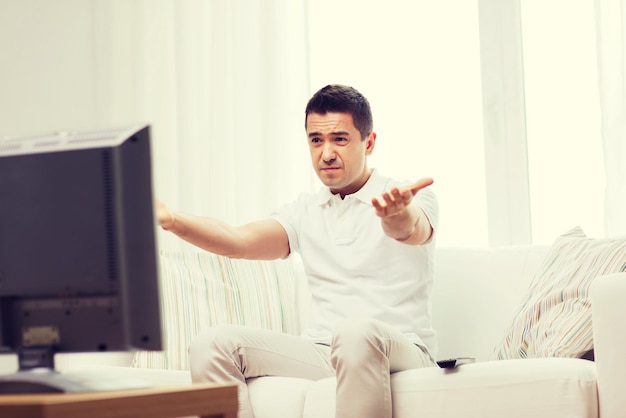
[295,358,597,418]
[247,377,316,418]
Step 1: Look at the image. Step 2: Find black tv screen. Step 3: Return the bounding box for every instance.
[0,125,162,365]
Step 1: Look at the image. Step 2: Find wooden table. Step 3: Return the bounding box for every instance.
[0,383,237,418]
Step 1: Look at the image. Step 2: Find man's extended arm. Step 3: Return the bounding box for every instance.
[157,200,290,260]
[371,178,434,245]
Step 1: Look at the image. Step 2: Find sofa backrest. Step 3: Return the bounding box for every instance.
[432,245,549,361]
[133,251,308,370]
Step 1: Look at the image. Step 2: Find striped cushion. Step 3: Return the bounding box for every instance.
[491,227,626,360]
[132,251,307,370]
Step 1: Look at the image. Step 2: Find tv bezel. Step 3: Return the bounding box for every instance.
[0,124,163,364]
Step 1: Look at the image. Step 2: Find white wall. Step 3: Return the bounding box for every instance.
[0,1,98,136]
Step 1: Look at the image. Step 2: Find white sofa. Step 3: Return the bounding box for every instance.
[1,245,624,418]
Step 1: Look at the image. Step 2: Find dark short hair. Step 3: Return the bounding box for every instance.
[305,84,373,140]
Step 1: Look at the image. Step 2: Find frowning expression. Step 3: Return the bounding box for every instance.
[306,112,376,197]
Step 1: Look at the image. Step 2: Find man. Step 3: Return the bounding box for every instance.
[157,84,439,418]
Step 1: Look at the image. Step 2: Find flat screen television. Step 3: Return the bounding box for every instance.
[0,125,162,393]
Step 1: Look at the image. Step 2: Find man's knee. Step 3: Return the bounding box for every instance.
[190,324,243,355]
[189,324,247,379]
[330,317,385,366]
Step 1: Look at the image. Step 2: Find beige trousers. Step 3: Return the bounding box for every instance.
[189,317,436,418]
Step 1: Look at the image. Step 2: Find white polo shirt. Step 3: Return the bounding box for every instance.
[271,169,439,358]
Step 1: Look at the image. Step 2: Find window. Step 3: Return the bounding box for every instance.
[521,0,604,243]
[308,1,605,246]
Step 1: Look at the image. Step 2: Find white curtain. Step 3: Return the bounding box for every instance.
[92,0,314,250]
[595,0,626,237]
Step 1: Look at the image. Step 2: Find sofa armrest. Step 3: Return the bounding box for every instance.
[590,272,626,418]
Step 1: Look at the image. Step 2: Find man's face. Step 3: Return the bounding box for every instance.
[306,112,376,196]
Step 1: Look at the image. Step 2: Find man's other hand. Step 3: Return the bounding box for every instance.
[371,177,433,218]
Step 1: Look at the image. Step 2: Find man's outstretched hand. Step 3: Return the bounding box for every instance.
[156,198,175,230]
[371,177,434,218]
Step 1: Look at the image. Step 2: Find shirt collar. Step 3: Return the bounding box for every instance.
[312,168,387,206]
